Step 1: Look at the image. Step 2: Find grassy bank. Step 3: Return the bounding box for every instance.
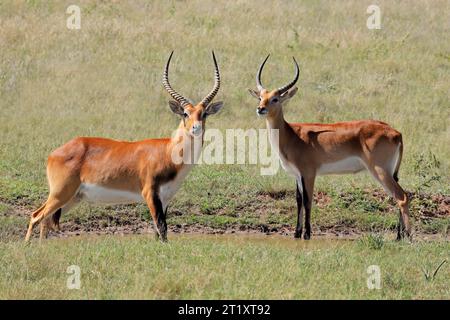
[1,188,448,242]
[0,235,448,299]
[0,2,448,242]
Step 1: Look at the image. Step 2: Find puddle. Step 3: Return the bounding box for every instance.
[171,233,353,249]
[55,232,354,250]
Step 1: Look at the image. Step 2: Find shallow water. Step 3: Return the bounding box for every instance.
[52,228,449,248]
[171,233,353,249]
[57,232,353,250]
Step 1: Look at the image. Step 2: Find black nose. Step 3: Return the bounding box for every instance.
[257,107,267,115]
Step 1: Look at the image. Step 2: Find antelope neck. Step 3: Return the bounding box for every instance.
[168,120,204,166]
[265,107,290,135]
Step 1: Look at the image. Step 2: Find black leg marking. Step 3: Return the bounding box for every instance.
[396,216,407,241]
[152,192,168,242]
[396,220,402,240]
[393,171,399,182]
[295,180,303,239]
[52,208,62,230]
[301,177,311,240]
[393,172,403,239]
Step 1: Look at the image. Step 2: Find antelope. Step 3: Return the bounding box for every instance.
[248,55,411,240]
[25,51,223,242]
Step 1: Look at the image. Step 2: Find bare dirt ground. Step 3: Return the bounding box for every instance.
[2,191,449,240]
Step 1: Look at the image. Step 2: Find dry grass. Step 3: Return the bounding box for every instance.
[0,0,449,300]
[0,0,448,226]
[0,235,449,299]
[1,1,448,232]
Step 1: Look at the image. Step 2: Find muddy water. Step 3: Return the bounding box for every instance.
[55,230,448,248]
[60,232,353,250]
[170,233,353,249]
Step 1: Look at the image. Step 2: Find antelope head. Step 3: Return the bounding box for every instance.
[248,55,299,118]
[163,51,223,138]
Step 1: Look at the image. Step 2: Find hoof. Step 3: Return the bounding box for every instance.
[396,229,412,242]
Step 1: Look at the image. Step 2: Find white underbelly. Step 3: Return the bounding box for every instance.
[79,183,144,205]
[317,156,366,175]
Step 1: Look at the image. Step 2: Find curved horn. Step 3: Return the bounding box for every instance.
[200,51,221,107]
[162,51,191,108]
[277,57,299,95]
[256,54,270,91]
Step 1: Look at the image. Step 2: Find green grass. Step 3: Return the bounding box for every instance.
[0,1,448,235]
[0,0,449,299]
[0,235,448,299]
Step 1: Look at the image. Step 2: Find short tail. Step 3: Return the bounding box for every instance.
[31,202,47,218]
[31,201,61,229]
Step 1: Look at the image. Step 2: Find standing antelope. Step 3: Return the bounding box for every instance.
[249,55,411,240]
[25,51,223,242]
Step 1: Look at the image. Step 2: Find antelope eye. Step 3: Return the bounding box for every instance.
[272,98,279,103]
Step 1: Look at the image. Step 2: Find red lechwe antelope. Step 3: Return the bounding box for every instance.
[249,55,411,240]
[25,51,223,242]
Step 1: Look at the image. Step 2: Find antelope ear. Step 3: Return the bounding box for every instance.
[168,100,184,115]
[204,101,224,116]
[280,87,298,100]
[248,89,260,99]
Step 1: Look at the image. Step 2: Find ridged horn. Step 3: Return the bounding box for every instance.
[162,51,191,108]
[200,51,221,107]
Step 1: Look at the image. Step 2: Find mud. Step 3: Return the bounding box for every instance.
[1,190,448,240]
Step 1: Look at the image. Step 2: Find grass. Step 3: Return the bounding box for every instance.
[0,0,448,299]
[0,1,448,235]
[358,233,385,250]
[0,235,448,299]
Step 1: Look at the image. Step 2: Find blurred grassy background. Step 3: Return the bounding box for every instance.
[0,0,448,236]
